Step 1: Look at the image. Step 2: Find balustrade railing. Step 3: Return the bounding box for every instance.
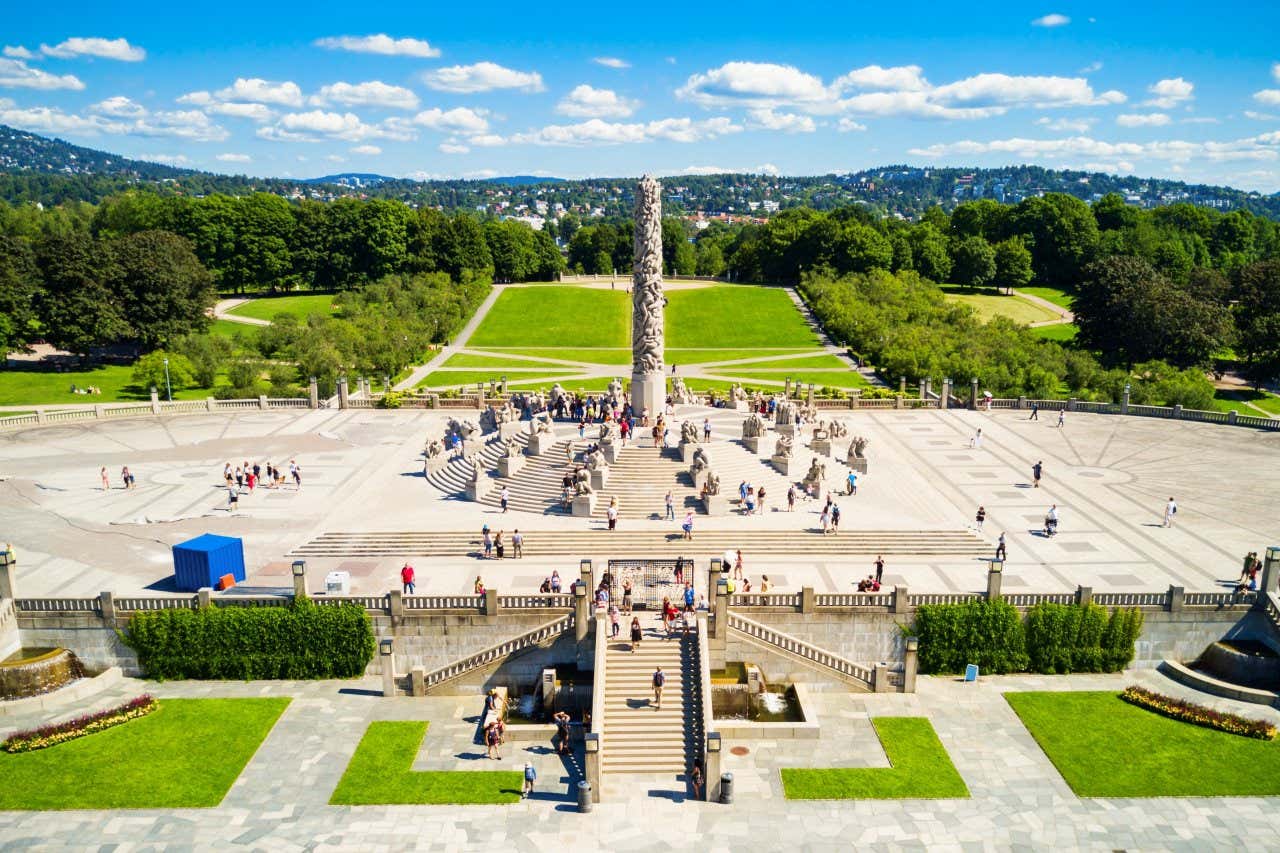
[497,594,574,609]
[1091,591,1169,607]
[15,597,101,612]
[729,592,800,608]
[814,592,892,608]
[404,594,483,611]
[727,611,873,687]
[422,612,574,691]
[114,596,197,612]
[908,593,983,606]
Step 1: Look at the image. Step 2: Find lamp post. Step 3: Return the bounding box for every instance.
[163,358,172,402]
[291,559,308,599]
[380,638,396,697]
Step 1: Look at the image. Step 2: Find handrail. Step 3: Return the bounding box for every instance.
[727,611,873,687]
[422,612,574,691]
[1266,593,1280,630]
[14,597,101,613]
[591,610,608,766]
[404,595,483,611]
[114,596,198,612]
[697,613,713,769]
[497,594,575,610]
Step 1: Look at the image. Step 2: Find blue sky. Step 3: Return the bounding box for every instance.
[3,1,1280,190]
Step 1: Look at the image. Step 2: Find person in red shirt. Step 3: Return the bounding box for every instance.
[400,562,415,594]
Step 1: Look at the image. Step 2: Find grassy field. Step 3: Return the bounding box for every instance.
[330,721,520,805]
[0,364,226,406]
[472,347,633,365]
[712,369,871,389]
[1211,388,1280,416]
[442,353,575,368]
[667,348,816,365]
[209,319,262,345]
[1017,285,1076,310]
[470,347,820,367]
[417,369,579,389]
[506,377,614,392]
[224,294,339,323]
[713,354,850,370]
[1032,323,1079,343]
[1006,691,1280,797]
[666,286,819,348]
[942,287,1062,325]
[468,287,630,348]
[781,718,968,800]
[0,698,289,810]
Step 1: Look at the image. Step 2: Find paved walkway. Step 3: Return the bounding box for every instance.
[1011,288,1076,328]
[395,285,509,392]
[211,298,272,327]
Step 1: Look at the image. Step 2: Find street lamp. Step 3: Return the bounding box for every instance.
[162,358,172,402]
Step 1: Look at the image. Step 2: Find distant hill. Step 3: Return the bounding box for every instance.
[0,124,201,180]
[484,175,566,186]
[302,172,398,188]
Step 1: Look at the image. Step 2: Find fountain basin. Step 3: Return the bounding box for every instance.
[0,647,86,701]
[712,682,819,739]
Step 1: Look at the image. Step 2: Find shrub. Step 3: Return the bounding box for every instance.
[913,600,1028,674]
[1025,602,1118,673]
[1101,607,1144,671]
[121,599,374,680]
[1120,686,1277,740]
[3,695,156,753]
[378,390,405,409]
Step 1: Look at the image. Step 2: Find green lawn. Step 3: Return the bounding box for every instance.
[224,294,339,323]
[666,286,819,348]
[712,369,870,389]
[507,377,614,392]
[667,348,817,365]
[468,287,631,348]
[417,369,580,389]
[443,353,576,368]
[942,287,1062,325]
[1016,285,1076,310]
[1006,691,1280,797]
[0,698,289,809]
[1212,388,1280,416]
[0,364,227,406]
[209,319,263,345]
[1032,323,1079,343]
[330,721,520,805]
[710,354,850,370]
[472,347,633,365]
[781,718,969,800]
[471,347,820,367]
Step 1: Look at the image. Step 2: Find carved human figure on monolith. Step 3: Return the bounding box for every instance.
[630,176,665,416]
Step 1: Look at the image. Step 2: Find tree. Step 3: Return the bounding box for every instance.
[1011,194,1100,288]
[109,230,215,349]
[131,351,196,393]
[175,333,233,388]
[992,238,1033,294]
[834,221,893,274]
[950,236,996,289]
[1233,259,1280,384]
[35,232,128,357]
[0,235,41,353]
[907,224,951,283]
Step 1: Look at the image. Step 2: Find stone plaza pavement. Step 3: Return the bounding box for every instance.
[0,405,1277,598]
[2,669,1280,850]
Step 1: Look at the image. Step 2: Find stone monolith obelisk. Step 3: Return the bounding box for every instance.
[630,175,665,417]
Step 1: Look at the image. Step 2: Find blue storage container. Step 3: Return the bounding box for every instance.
[172,534,245,592]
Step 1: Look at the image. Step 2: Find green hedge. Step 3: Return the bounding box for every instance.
[913,601,1142,676]
[122,599,375,680]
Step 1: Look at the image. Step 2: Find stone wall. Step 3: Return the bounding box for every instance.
[16,615,139,675]
[1133,608,1274,668]
[371,611,581,676]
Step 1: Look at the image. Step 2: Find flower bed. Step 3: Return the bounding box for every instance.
[2,695,157,753]
[1120,686,1277,740]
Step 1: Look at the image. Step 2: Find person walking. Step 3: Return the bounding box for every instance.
[122,466,135,489]
[874,555,884,585]
[1163,497,1177,527]
[1029,402,1039,421]
[682,511,694,541]
[690,758,705,801]
[553,710,571,755]
[703,418,712,442]
[291,461,302,490]
[485,722,501,760]
[606,502,618,531]
[494,530,505,559]
[522,761,537,799]
[756,486,766,515]
[482,525,493,558]
[500,486,509,513]
[622,578,633,614]
[1056,409,1065,428]
[734,550,744,580]
[1032,460,1043,488]
[970,428,983,449]
[512,529,523,558]
[975,506,986,531]
[831,503,841,535]
[400,562,416,594]
[683,582,696,613]
[227,485,239,512]
[630,616,642,653]
[819,503,830,534]
[787,484,797,512]
[995,532,1007,561]
[652,666,665,709]
[846,470,857,496]
[609,603,621,638]
[664,490,675,521]
[100,466,110,491]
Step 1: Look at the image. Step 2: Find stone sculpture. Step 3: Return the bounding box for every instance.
[729,383,747,405]
[850,435,869,459]
[448,417,478,441]
[424,438,443,458]
[690,445,711,472]
[802,457,826,490]
[501,437,519,458]
[469,456,484,483]
[774,435,794,458]
[606,378,625,410]
[742,412,767,439]
[584,447,606,471]
[671,377,696,405]
[630,176,665,416]
[705,470,721,495]
[549,383,568,413]
[812,422,829,442]
[829,420,849,439]
[572,468,593,495]
[680,420,700,445]
[775,400,797,426]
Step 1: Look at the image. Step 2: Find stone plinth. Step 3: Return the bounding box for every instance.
[776,423,797,438]
[423,456,449,475]
[497,455,525,478]
[679,441,697,464]
[691,467,709,489]
[810,438,832,457]
[465,479,491,502]
[602,443,620,464]
[571,493,597,517]
[527,432,556,456]
[770,455,793,476]
[849,458,868,474]
[743,436,763,454]
[631,372,665,422]
[589,467,609,491]
[498,422,523,441]
[702,493,729,516]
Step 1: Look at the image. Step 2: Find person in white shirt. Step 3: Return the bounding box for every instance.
[1163,498,1177,527]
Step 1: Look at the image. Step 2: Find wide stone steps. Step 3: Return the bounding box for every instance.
[601,628,698,775]
[291,528,989,558]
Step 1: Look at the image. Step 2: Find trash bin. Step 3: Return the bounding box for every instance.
[720,771,733,804]
[577,780,592,812]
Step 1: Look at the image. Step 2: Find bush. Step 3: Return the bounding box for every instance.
[913,600,1028,674]
[121,599,375,680]
[378,390,405,409]
[1120,686,1276,740]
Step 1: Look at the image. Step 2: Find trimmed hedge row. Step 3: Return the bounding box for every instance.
[121,599,375,680]
[913,601,1143,676]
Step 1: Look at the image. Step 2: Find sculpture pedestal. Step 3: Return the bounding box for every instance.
[679,441,697,464]
[631,372,665,421]
[498,455,525,478]
[498,422,524,441]
[571,493,597,517]
[423,456,449,475]
[849,458,868,474]
[770,455,793,476]
[527,432,556,456]
[702,493,728,516]
[742,436,763,454]
[466,479,491,501]
[810,438,832,457]
[776,423,797,438]
[602,443,620,464]
[589,467,609,491]
[690,467,709,489]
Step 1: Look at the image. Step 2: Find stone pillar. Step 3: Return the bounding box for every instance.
[902,637,919,693]
[895,394,904,410]
[939,379,950,410]
[292,560,308,599]
[784,378,791,398]
[1173,403,1183,419]
[1068,397,1078,412]
[410,667,426,696]
[705,732,723,802]
[94,404,104,419]
[197,587,212,608]
[308,377,319,409]
[899,376,907,395]
[258,394,269,410]
[541,667,557,713]
[36,408,46,424]
[873,663,890,693]
[1076,585,1093,607]
[921,378,930,401]
[712,578,728,651]
[1260,547,1280,600]
[0,548,16,599]
[1016,395,1025,410]
[630,176,667,418]
[584,733,601,802]
[579,559,593,594]
[574,584,589,643]
[970,378,979,410]
[1121,385,1130,415]
[1168,585,1185,613]
[484,587,499,616]
[800,586,815,614]
[1228,410,1238,425]
[389,589,404,626]
[380,641,397,697]
[99,591,116,625]
[150,387,160,414]
[892,584,910,615]
[986,561,1003,601]
[337,377,349,409]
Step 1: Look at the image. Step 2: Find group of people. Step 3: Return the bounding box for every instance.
[1236,552,1265,593]
[479,524,523,559]
[70,384,102,395]
[221,460,301,511]
[537,571,563,594]
[101,466,136,490]
[736,480,766,515]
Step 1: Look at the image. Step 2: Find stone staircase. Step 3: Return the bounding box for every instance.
[601,622,701,776]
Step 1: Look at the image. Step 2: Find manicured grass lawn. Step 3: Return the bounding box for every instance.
[1032,323,1079,343]
[0,364,226,406]
[507,377,612,392]
[468,287,630,348]
[225,294,338,323]
[711,354,850,370]
[666,286,819,348]
[330,721,520,805]
[209,319,262,345]
[942,287,1061,325]
[473,347,822,367]
[0,698,289,810]
[417,369,579,389]
[1006,691,1280,797]
[443,353,575,368]
[667,348,817,365]
[473,347,633,365]
[713,369,871,389]
[781,718,969,800]
[1211,388,1280,416]
[1017,285,1075,310]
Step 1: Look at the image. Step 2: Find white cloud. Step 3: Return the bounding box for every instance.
[466,169,499,179]
[214,78,303,107]
[1078,61,1103,74]
[311,81,419,110]
[325,154,345,163]
[41,37,145,62]
[681,165,731,175]
[1180,116,1220,125]
[1254,90,1280,106]
[144,153,190,166]
[0,103,110,134]
[677,62,829,107]
[423,62,544,93]
[756,163,781,175]
[206,101,275,122]
[465,133,505,147]
[747,108,816,133]
[1245,110,1279,121]
[439,141,470,154]
[909,132,1280,165]
[351,144,381,155]
[216,153,251,163]
[556,84,639,118]
[593,57,630,69]
[91,96,146,118]
[3,46,35,60]
[412,107,490,134]
[0,100,226,141]
[931,73,1124,108]
[1273,62,1280,83]
[834,65,928,92]
[837,117,868,132]
[1142,77,1193,108]
[132,110,228,141]
[259,110,413,143]
[0,58,84,90]
[313,34,440,58]
[507,116,741,146]
[1037,116,1095,132]
[1116,112,1171,127]
[1031,13,1071,27]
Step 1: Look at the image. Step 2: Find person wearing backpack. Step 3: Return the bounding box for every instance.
[652,666,665,709]
[522,761,536,799]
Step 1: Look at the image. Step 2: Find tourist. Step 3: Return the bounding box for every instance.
[681,608,691,635]
[512,529,523,558]
[674,556,685,585]
[607,500,619,531]
[819,503,830,534]
[609,603,621,638]
[738,480,748,504]
[630,616,642,653]
[874,556,884,585]
[846,470,857,496]
[554,710,571,755]
[652,666,665,709]
[1032,460,1043,488]
[660,596,674,634]
[975,506,986,531]
[596,584,610,609]
[500,486,509,513]
[235,466,244,491]
[291,461,302,490]
[551,570,562,593]
[664,490,675,521]
[494,530,505,559]
[831,503,841,534]
[100,466,109,491]
[683,581,696,612]
[682,511,694,540]
[690,758,705,800]
[1239,552,1260,585]
[474,575,486,595]
[664,597,680,639]
[1057,410,1065,428]
[742,577,752,593]
[756,486,766,514]
[401,562,415,594]
[224,462,233,487]
[970,428,983,449]
[482,525,493,558]
[121,466,135,489]
[622,578,633,613]
[246,468,256,493]
[1162,497,1177,528]
[227,485,238,512]
[995,533,1007,561]
[787,484,797,512]
[734,550,744,580]
[703,418,712,442]
[1044,504,1059,537]
[744,486,756,515]
[522,762,537,799]
[486,721,502,759]
[539,577,552,593]
[1029,402,1039,420]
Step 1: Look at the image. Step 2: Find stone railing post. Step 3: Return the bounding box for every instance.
[1068,397,1078,412]
[197,587,212,608]
[902,637,919,693]
[800,586,815,614]
[1076,585,1093,607]
[579,558,593,595]
[892,584,910,615]
[939,379,950,409]
[712,578,729,651]
[970,378,979,410]
[1172,404,1183,419]
[94,404,105,419]
[149,387,160,414]
[899,376,907,395]
[986,561,1003,601]
[35,408,47,424]
[1167,585,1185,613]
[0,548,16,599]
[705,732,723,802]
[337,377,349,409]
[1121,385,1130,415]
[1016,395,1025,410]
[389,589,404,626]
[99,591,116,625]
[484,588,499,616]
[574,584,589,643]
[258,394,269,410]
[584,733,601,802]
[895,394,904,409]
[291,560,308,599]
[308,377,319,409]
[873,662,890,693]
[1228,410,1238,425]
[380,640,397,697]
[206,397,216,411]
[920,378,930,401]
[1259,547,1280,605]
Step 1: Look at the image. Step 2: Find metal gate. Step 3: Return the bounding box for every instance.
[605,558,694,611]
